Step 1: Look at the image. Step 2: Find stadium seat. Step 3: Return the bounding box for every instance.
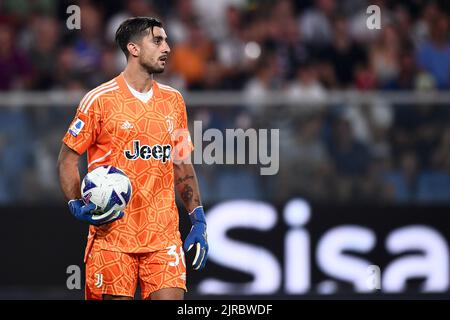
[382,172,412,203]
[417,171,450,203]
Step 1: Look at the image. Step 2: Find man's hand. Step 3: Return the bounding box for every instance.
[183,206,208,270]
[68,199,124,226]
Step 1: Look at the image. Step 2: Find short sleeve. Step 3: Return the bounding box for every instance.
[172,92,194,162]
[62,96,102,155]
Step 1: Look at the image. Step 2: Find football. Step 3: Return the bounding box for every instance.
[81,165,132,219]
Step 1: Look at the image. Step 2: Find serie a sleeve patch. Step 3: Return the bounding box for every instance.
[68,118,85,137]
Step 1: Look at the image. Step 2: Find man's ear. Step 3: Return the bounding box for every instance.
[127,42,140,57]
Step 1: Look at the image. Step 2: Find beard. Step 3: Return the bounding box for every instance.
[140,57,165,74]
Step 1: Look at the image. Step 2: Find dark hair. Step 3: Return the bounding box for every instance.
[115,17,163,58]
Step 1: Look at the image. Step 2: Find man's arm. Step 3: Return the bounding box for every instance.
[56,143,123,225]
[174,162,202,212]
[57,143,82,201]
[174,162,208,270]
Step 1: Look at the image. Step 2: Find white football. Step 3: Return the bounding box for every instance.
[81,165,132,220]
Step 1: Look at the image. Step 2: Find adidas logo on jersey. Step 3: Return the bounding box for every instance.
[124,140,172,163]
[121,120,134,129]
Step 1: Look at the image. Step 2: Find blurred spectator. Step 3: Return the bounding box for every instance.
[215,5,253,89]
[328,116,370,176]
[100,47,122,81]
[340,96,393,156]
[321,16,366,87]
[53,46,85,89]
[393,103,447,169]
[360,157,390,202]
[316,61,338,89]
[382,151,419,203]
[353,63,377,90]
[270,2,310,81]
[385,50,417,90]
[171,22,215,89]
[192,0,246,40]
[369,25,401,86]
[27,15,60,89]
[0,22,34,90]
[29,129,62,203]
[71,3,105,87]
[412,1,441,47]
[392,4,414,46]
[285,63,327,113]
[298,0,335,48]
[416,13,450,89]
[167,0,197,45]
[432,126,450,171]
[278,115,334,201]
[243,55,280,113]
[0,108,32,202]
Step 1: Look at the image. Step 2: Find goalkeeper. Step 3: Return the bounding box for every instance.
[57,17,208,300]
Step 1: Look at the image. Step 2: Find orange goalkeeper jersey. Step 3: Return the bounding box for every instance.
[63,73,193,254]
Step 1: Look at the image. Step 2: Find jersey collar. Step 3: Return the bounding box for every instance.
[115,73,161,101]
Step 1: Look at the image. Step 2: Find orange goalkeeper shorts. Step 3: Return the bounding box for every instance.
[85,240,187,300]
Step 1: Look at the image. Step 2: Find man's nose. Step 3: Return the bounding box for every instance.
[163,41,171,54]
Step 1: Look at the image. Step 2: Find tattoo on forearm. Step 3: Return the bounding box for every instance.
[175,174,194,186]
[176,170,201,210]
[181,185,194,204]
[193,197,201,207]
[180,184,201,210]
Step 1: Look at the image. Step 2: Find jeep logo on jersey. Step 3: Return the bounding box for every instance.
[124,140,172,163]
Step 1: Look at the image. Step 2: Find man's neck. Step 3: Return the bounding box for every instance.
[123,64,154,93]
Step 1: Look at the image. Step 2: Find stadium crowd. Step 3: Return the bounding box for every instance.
[0,0,449,204]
